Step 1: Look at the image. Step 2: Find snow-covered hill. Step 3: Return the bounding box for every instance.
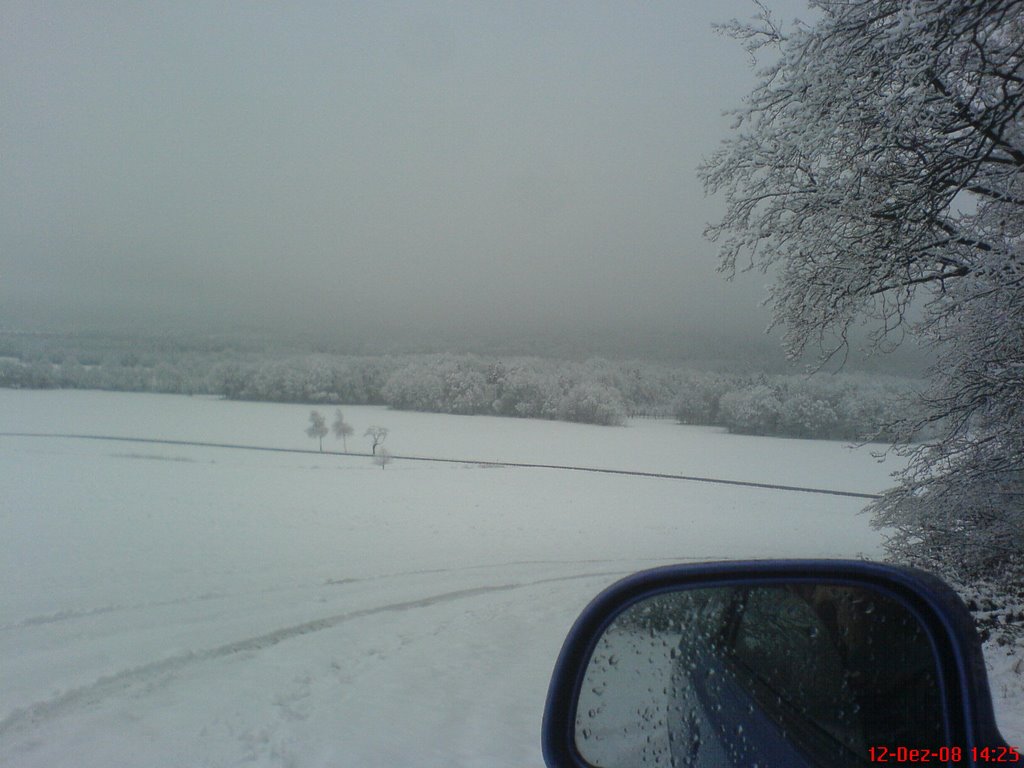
[1,390,1019,765]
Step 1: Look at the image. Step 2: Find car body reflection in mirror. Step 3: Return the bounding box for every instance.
[577,585,942,767]
[543,560,1010,768]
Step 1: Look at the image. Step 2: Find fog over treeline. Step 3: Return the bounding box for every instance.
[0,330,924,440]
[2,1,931,374]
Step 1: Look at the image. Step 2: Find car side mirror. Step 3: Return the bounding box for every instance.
[543,560,1011,767]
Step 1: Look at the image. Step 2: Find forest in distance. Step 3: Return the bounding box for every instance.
[0,330,922,442]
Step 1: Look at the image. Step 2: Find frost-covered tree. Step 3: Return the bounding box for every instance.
[719,384,782,435]
[375,447,393,470]
[364,426,388,455]
[306,410,328,452]
[702,1,1023,580]
[556,381,627,426]
[332,408,353,452]
[778,391,838,439]
[673,371,735,425]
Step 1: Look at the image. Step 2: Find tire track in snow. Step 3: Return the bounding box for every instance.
[0,570,622,739]
[2,557,689,632]
[0,592,230,632]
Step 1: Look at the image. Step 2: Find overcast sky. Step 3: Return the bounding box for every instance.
[1,1,814,353]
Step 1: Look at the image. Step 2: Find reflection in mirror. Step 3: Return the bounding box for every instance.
[575,585,945,768]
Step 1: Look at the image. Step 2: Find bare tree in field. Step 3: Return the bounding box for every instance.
[306,410,328,452]
[375,447,392,470]
[702,0,1024,584]
[364,426,388,455]
[332,409,353,452]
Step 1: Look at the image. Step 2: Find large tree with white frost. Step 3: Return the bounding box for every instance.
[702,0,1023,582]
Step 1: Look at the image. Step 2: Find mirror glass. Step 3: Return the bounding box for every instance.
[575,584,945,767]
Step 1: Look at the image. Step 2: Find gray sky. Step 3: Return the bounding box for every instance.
[1,1,813,353]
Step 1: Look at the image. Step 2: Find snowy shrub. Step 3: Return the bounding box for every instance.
[382,361,446,412]
[673,372,735,425]
[490,364,562,419]
[556,382,626,426]
[0,360,56,389]
[777,392,838,439]
[441,365,490,415]
[621,365,683,418]
[718,385,782,435]
[382,356,492,415]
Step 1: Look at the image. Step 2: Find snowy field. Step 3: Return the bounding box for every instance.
[1,389,1020,765]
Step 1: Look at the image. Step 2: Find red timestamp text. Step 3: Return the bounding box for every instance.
[868,745,1021,763]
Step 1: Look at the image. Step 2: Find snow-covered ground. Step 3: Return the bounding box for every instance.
[1,390,1020,765]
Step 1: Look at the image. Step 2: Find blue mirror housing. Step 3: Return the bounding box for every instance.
[543,560,1009,768]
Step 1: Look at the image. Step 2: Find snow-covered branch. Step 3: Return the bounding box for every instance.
[704,0,1024,582]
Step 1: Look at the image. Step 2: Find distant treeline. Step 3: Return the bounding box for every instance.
[0,334,920,440]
